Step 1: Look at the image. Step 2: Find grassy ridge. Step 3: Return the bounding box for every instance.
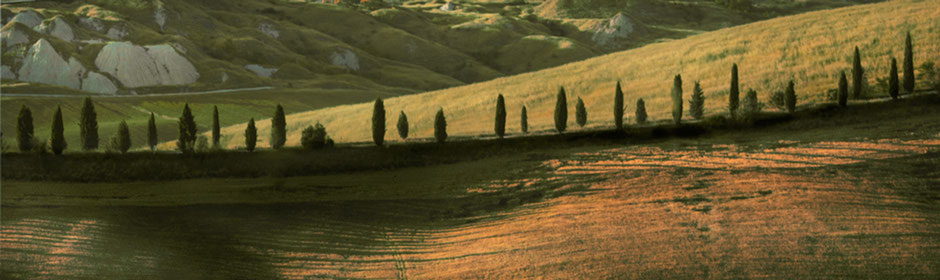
[213,0,939,149]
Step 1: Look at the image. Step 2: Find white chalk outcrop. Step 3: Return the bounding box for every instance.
[258,22,279,39]
[95,41,200,88]
[35,16,75,42]
[154,7,167,30]
[330,49,360,71]
[106,23,128,39]
[78,17,104,32]
[1,65,16,80]
[1,24,31,48]
[592,12,634,49]
[17,39,86,90]
[10,10,43,29]
[244,64,278,78]
[81,71,118,94]
[439,2,458,12]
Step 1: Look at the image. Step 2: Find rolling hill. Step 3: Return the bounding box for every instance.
[211,0,940,149]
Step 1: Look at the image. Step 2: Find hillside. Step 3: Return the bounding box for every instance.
[1,0,879,96]
[213,0,940,148]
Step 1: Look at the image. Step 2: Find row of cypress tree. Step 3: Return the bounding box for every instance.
[10,33,922,153]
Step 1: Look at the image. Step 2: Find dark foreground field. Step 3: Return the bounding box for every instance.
[1,94,939,278]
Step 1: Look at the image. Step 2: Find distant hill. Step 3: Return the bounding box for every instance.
[213,0,939,148]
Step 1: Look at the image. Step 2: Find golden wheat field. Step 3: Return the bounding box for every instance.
[213,0,939,149]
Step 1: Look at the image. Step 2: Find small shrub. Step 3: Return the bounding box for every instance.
[301,122,330,150]
[195,136,209,153]
[270,104,286,149]
[919,61,940,92]
[554,87,567,133]
[50,106,66,155]
[575,97,587,127]
[769,90,786,111]
[689,81,705,120]
[520,105,528,134]
[245,118,257,152]
[397,111,409,140]
[372,98,385,146]
[635,98,647,124]
[738,89,760,123]
[434,108,447,143]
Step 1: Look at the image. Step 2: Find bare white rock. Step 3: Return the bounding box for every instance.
[81,71,118,94]
[1,24,31,48]
[95,41,199,88]
[106,23,128,39]
[1,65,16,80]
[79,17,104,32]
[258,22,279,39]
[439,2,457,12]
[330,49,360,71]
[154,6,167,30]
[244,64,277,78]
[592,12,634,48]
[17,39,86,90]
[35,16,75,42]
[10,10,43,29]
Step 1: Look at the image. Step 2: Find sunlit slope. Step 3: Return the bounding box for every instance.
[217,0,939,148]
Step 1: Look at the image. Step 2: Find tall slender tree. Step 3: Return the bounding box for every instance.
[16,105,34,152]
[212,106,220,149]
[576,97,587,127]
[614,81,624,130]
[177,104,197,153]
[671,74,683,125]
[397,111,409,139]
[852,46,865,99]
[270,104,286,149]
[689,81,705,120]
[903,32,915,94]
[245,118,257,152]
[729,64,740,118]
[838,71,848,107]
[635,98,647,124]
[889,58,900,100]
[147,112,158,151]
[50,106,66,155]
[117,120,131,154]
[784,80,796,113]
[495,94,507,138]
[79,97,98,151]
[554,86,568,133]
[372,98,385,146]
[520,105,528,134]
[434,108,447,143]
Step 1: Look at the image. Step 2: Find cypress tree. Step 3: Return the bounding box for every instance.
[372,98,385,146]
[434,108,447,143]
[689,81,705,120]
[635,98,647,124]
[79,97,98,151]
[245,118,257,152]
[270,104,286,149]
[495,94,507,138]
[554,86,568,133]
[614,81,624,130]
[671,74,683,125]
[212,106,220,149]
[177,104,197,153]
[838,71,848,107]
[50,106,66,155]
[117,120,131,154]
[147,113,158,151]
[903,32,914,94]
[16,105,34,152]
[397,111,409,139]
[576,97,587,127]
[520,105,528,134]
[785,80,796,113]
[852,46,865,99]
[729,64,740,119]
[889,58,900,100]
